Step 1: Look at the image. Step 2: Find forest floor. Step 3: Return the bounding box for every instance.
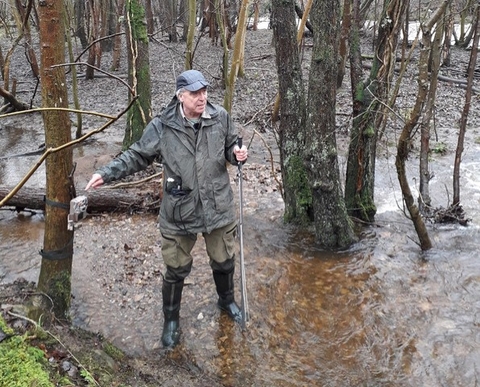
[1,22,480,386]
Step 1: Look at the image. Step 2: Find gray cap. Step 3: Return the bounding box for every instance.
[176,70,210,92]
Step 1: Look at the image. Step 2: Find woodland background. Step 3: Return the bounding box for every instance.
[0,0,479,385]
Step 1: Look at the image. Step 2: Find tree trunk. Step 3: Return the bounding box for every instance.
[271,0,310,224]
[85,0,101,80]
[216,0,229,84]
[453,3,480,207]
[252,0,259,31]
[272,0,312,123]
[145,0,154,36]
[99,0,114,52]
[394,6,440,251]
[441,1,454,67]
[420,2,450,212]
[396,130,432,251]
[74,0,88,49]
[337,0,351,88]
[344,0,376,223]
[14,0,39,78]
[306,0,356,249]
[185,0,196,69]
[458,0,477,48]
[179,0,188,41]
[37,0,74,320]
[0,186,161,213]
[111,0,125,71]
[344,0,407,223]
[123,0,152,149]
[165,0,178,42]
[65,13,83,139]
[207,0,218,44]
[223,0,249,112]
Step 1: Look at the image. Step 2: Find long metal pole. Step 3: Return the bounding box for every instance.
[237,137,249,329]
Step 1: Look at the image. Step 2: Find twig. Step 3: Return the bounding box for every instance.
[0,107,116,120]
[250,128,283,194]
[243,99,274,127]
[0,97,137,208]
[73,32,125,64]
[52,62,134,96]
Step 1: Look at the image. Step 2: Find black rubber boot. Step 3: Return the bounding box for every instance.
[161,280,184,348]
[213,266,242,324]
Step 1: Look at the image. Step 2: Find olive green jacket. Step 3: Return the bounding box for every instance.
[96,96,240,235]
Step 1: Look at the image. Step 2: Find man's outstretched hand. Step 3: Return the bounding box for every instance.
[85,173,104,190]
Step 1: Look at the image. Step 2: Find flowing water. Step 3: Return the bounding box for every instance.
[1,122,480,386]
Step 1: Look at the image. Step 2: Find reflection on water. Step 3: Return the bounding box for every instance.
[1,129,480,386]
[75,214,480,387]
[0,124,46,187]
[0,211,44,283]
[3,204,479,386]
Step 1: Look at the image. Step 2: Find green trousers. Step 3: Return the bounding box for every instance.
[161,221,237,281]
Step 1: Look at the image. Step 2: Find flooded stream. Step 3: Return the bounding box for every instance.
[1,121,480,386]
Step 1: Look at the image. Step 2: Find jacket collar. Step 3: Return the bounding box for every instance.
[161,96,218,131]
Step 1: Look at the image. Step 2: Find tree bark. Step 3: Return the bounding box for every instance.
[453,3,480,207]
[185,0,196,69]
[111,0,126,71]
[85,0,101,79]
[420,2,450,212]
[37,0,75,319]
[337,0,351,88]
[271,0,310,224]
[14,0,39,78]
[306,0,356,249]
[165,0,178,42]
[223,0,249,112]
[394,6,440,251]
[345,0,407,223]
[123,0,152,149]
[74,0,88,49]
[0,186,161,213]
[145,0,154,36]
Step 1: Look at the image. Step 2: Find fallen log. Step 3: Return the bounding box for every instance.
[0,186,161,213]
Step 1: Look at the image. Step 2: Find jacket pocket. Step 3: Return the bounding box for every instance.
[164,192,196,226]
[212,178,233,212]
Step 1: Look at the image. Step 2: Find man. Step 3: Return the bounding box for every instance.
[85,69,248,348]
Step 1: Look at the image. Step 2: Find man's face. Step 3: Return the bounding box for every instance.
[179,88,207,119]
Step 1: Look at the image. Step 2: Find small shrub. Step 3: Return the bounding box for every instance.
[431,142,447,155]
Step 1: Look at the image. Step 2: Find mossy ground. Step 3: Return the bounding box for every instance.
[0,280,137,387]
[0,279,225,387]
[0,317,57,387]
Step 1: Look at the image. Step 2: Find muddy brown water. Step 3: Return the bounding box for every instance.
[1,122,480,386]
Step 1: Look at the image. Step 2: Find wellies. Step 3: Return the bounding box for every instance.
[213,265,243,324]
[161,280,184,348]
